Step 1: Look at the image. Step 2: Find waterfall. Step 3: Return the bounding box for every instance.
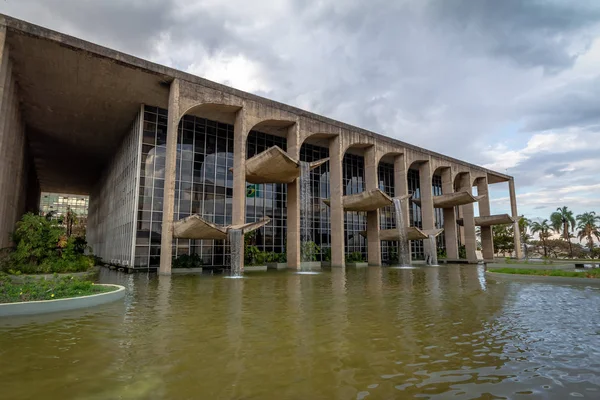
[426,234,439,266]
[228,229,243,277]
[392,197,411,266]
[299,161,313,267]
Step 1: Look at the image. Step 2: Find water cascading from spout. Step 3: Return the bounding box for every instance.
[427,234,439,266]
[299,161,313,269]
[228,229,243,277]
[393,197,411,266]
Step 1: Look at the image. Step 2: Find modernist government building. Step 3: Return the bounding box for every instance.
[0,15,522,275]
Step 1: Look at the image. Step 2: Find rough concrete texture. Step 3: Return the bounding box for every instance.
[0,28,36,249]
[476,178,495,261]
[509,179,523,259]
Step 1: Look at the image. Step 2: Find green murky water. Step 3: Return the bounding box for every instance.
[1,265,599,399]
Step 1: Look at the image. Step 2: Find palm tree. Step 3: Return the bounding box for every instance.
[518,217,532,258]
[550,206,576,257]
[575,212,600,252]
[530,219,552,257]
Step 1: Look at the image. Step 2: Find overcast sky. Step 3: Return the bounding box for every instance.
[2,0,600,222]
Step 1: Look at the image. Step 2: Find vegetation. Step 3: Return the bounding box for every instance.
[488,267,600,279]
[301,241,320,262]
[530,219,552,257]
[550,206,576,257]
[492,224,515,256]
[576,212,600,252]
[346,251,365,263]
[1,213,95,275]
[172,254,204,269]
[0,274,115,304]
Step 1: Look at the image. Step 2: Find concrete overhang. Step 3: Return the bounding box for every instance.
[0,13,514,194]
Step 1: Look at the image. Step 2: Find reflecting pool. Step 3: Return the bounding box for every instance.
[1,265,599,399]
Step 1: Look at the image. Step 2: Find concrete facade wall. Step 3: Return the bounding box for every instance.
[0,27,34,249]
[87,110,142,265]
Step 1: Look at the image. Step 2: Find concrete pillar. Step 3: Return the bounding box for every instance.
[509,178,523,259]
[394,154,411,263]
[232,109,248,226]
[458,173,477,263]
[286,123,300,269]
[441,168,459,259]
[329,135,345,267]
[476,178,494,260]
[159,79,180,275]
[419,161,435,259]
[364,146,381,266]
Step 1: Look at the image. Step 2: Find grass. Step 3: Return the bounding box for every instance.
[488,267,600,279]
[0,274,116,304]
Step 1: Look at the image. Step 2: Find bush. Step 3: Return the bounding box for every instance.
[346,251,365,263]
[172,254,204,269]
[2,213,95,275]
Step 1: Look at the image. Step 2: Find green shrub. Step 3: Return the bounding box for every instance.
[172,254,204,269]
[458,245,467,259]
[2,213,95,275]
[301,241,320,262]
[346,251,365,263]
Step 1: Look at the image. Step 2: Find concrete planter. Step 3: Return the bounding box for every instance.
[0,284,126,317]
[172,267,203,274]
[244,265,268,272]
[485,271,600,286]
[346,262,368,268]
[300,261,321,270]
[266,262,288,270]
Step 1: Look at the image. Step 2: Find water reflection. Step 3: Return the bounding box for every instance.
[0,266,599,399]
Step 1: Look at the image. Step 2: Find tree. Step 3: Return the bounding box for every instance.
[493,224,514,256]
[518,217,531,258]
[550,206,576,257]
[530,219,552,257]
[575,211,600,252]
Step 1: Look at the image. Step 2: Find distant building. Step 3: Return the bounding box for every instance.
[40,193,89,218]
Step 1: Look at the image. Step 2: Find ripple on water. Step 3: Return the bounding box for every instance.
[0,266,598,399]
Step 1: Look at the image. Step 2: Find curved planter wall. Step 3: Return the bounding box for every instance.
[0,284,126,317]
[485,271,600,286]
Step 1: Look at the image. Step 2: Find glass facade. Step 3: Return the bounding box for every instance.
[133,106,435,267]
[343,153,367,260]
[245,131,287,255]
[40,193,89,217]
[300,143,331,261]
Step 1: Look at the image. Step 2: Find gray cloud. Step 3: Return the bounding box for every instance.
[2,0,600,219]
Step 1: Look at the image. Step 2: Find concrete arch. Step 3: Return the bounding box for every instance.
[179,102,242,126]
[454,171,471,191]
[375,150,403,167]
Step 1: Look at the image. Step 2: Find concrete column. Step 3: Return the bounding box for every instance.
[159,79,180,276]
[329,135,345,267]
[364,146,381,266]
[458,173,477,263]
[441,168,459,259]
[419,161,435,259]
[286,124,300,269]
[394,154,411,263]
[509,178,523,259]
[232,109,248,226]
[476,178,494,260]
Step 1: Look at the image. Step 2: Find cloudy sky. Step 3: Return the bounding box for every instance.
[2,0,600,222]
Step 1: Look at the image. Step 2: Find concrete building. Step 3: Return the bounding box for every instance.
[0,14,522,274]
